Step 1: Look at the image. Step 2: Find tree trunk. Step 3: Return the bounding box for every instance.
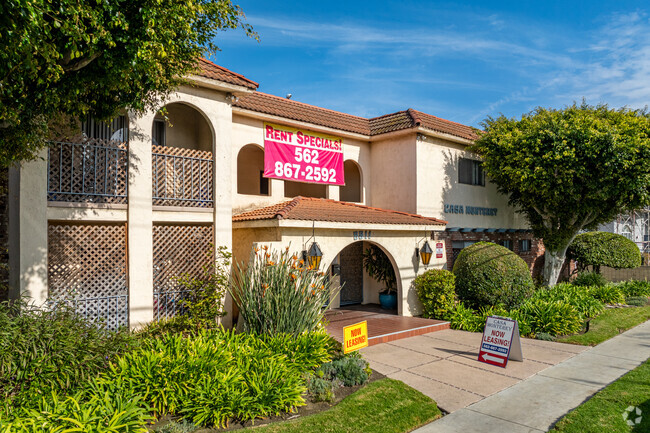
[542,247,568,287]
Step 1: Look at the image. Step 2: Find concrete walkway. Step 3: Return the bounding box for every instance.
[412,320,650,433]
[360,328,587,413]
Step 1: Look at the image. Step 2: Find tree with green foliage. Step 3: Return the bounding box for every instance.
[0,0,256,167]
[568,231,642,273]
[472,103,650,286]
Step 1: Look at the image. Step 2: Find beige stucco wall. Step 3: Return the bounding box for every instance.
[369,132,418,213]
[416,134,528,229]
[232,221,447,317]
[231,114,372,213]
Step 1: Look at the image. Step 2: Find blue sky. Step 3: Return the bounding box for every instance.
[211,1,650,127]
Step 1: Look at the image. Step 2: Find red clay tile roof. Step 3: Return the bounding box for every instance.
[369,109,478,140]
[196,58,258,90]
[232,197,446,226]
[233,92,371,135]
[234,92,478,140]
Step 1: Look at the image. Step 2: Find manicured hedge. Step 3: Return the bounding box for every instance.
[568,231,642,272]
[452,242,534,309]
[414,269,456,319]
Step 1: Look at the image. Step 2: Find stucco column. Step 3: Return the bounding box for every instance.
[270,178,285,200]
[128,112,155,328]
[211,99,234,327]
[8,151,48,306]
[328,185,340,201]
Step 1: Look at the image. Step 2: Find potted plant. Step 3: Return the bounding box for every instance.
[363,245,397,309]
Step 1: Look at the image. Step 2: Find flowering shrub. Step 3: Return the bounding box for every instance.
[231,247,341,335]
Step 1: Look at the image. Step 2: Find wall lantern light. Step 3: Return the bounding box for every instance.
[419,240,433,266]
[307,241,323,270]
[302,221,323,270]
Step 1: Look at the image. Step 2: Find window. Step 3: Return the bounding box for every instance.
[259,171,269,195]
[82,114,129,141]
[459,158,485,186]
[519,239,531,253]
[501,240,513,251]
[237,145,269,196]
[152,119,166,146]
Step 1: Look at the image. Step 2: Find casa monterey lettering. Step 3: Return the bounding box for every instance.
[478,316,523,368]
[444,204,497,216]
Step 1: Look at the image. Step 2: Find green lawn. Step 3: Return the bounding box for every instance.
[551,358,650,432]
[556,306,650,346]
[244,378,441,433]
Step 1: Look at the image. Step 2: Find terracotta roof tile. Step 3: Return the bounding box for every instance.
[196,58,258,90]
[412,109,479,141]
[233,197,446,226]
[234,92,478,141]
[368,110,416,135]
[234,92,370,135]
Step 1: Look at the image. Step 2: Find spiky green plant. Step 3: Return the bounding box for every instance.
[231,247,341,335]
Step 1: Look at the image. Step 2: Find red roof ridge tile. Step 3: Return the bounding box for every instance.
[406,108,422,126]
[275,196,303,219]
[411,108,477,131]
[246,92,368,121]
[368,110,411,122]
[198,58,259,88]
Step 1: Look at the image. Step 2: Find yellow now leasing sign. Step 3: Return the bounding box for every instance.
[343,321,368,353]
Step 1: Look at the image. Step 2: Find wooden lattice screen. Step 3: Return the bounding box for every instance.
[152,144,213,208]
[153,223,214,319]
[48,222,128,328]
[48,138,128,204]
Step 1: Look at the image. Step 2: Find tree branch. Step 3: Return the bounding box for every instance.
[61,53,101,72]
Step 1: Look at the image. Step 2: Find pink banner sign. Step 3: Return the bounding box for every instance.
[263,123,345,185]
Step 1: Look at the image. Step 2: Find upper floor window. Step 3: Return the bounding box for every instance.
[519,239,531,253]
[82,114,129,142]
[459,158,485,186]
[152,119,166,147]
[501,239,513,251]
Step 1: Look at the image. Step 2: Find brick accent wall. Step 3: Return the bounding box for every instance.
[435,231,545,278]
[339,242,364,304]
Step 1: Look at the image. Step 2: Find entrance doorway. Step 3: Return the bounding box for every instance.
[333,241,398,315]
[338,242,363,305]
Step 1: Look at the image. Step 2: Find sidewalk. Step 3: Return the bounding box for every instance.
[413,320,650,433]
[360,328,587,413]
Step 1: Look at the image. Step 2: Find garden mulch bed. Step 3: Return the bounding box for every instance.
[151,370,386,432]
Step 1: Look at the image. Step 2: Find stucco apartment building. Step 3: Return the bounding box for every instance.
[5,59,542,329]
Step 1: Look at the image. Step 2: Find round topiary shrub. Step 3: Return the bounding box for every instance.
[452,242,534,309]
[414,269,456,319]
[568,231,642,272]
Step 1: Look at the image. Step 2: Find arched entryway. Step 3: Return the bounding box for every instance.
[237,144,269,196]
[332,240,400,314]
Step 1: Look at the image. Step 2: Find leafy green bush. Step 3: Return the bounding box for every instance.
[0,302,137,414]
[155,420,197,433]
[568,231,642,272]
[573,271,607,287]
[142,247,231,338]
[319,352,371,387]
[452,242,534,309]
[519,299,583,336]
[615,280,650,297]
[445,302,482,332]
[1,387,151,432]
[531,283,604,319]
[625,296,649,307]
[535,332,555,341]
[99,329,333,428]
[232,247,341,335]
[587,284,625,304]
[304,374,342,403]
[414,269,456,319]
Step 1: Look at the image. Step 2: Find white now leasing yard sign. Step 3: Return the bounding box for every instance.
[478,316,523,368]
